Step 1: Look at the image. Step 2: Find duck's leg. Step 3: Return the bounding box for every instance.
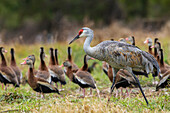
[116,89,119,98]
[120,87,123,97]
[2,84,4,89]
[60,83,62,89]
[79,87,82,93]
[126,88,129,97]
[90,88,92,95]
[5,85,7,91]
[83,88,85,97]
[41,93,45,99]
[55,83,58,88]
[95,84,100,98]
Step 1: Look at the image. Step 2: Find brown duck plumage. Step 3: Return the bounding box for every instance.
[10,48,22,84]
[21,58,59,94]
[0,47,19,87]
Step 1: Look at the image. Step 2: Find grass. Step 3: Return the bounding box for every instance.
[0,36,170,112]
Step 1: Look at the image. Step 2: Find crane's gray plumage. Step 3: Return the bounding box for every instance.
[87,40,159,77]
[69,27,160,105]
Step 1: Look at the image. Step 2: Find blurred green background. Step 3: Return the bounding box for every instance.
[0,0,170,43]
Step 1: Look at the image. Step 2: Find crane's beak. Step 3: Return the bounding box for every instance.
[69,35,80,45]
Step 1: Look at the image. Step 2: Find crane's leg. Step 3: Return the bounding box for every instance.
[127,68,149,105]
[108,68,119,102]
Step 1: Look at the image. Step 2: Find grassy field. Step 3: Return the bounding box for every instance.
[0,37,170,113]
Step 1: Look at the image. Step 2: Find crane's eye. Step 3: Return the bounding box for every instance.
[79,29,83,35]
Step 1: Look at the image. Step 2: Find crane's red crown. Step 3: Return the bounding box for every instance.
[79,29,83,35]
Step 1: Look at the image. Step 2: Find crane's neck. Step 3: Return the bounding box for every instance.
[83,35,95,57]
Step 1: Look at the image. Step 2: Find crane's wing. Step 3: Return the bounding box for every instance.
[94,41,160,76]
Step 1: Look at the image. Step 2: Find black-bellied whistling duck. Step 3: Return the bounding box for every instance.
[10,48,22,84]
[144,37,153,55]
[54,49,59,65]
[87,62,97,73]
[76,55,99,97]
[154,38,159,58]
[106,64,137,97]
[154,41,162,63]
[48,48,66,87]
[25,55,38,75]
[0,47,19,89]
[67,47,79,73]
[126,36,135,45]
[63,55,100,97]
[156,70,170,91]
[37,47,51,83]
[158,48,170,75]
[54,48,66,86]
[153,42,170,70]
[21,58,59,96]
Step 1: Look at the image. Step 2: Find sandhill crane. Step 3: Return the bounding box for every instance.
[69,27,160,105]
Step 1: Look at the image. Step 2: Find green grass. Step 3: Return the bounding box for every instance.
[0,37,170,112]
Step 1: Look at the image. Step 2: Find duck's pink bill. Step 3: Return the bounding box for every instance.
[23,58,27,60]
[60,64,64,67]
[91,57,95,60]
[151,45,155,48]
[21,61,26,65]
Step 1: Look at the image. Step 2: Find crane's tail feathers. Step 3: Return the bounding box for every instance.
[142,51,160,77]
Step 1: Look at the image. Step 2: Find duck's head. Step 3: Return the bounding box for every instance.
[62,60,72,68]
[0,47,7,53]
[21,58,33,66]
[144,37,152,46]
